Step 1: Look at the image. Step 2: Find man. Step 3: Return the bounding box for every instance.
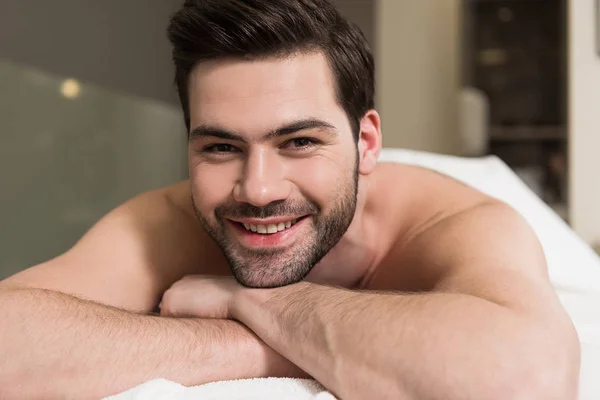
[0,0,579,398]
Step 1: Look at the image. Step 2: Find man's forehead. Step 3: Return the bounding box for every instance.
[188,52,336,104]
[187,52,345,133]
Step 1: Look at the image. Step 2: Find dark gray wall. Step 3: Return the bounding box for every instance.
[333,0,376,55]
[0,0,182,105]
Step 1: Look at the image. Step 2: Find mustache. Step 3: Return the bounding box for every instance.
[215,200,319,220]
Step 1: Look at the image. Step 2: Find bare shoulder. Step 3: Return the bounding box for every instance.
[406,197,571,322]
[366,163,548,294]
[374,199,550,301]
[368,162,492,240]
[1,180,221,312]
[418,200,546,280]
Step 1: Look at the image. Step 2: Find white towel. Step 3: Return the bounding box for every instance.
[104,378,336,400]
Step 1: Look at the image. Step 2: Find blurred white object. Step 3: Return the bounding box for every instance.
[458,87,489,156]
[513,166,544,198]
[105,378,336,400]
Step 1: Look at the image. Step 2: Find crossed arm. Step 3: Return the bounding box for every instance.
[0,188,580,399]
[0,189,305,398]
[232,280,574,400]
[0,288,302,398]
[162,203,580,400]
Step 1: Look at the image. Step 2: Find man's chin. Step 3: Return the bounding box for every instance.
[236,278,304,289]
[230,265,310,289]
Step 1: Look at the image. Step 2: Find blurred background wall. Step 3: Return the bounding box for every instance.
[1,0,599,279]
[569,0,600,246]
[0,0,187,278]
[376,0,462,154]
[0,0,180,104]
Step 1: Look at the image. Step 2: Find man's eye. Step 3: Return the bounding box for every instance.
[205,144,237,153]
[285,138,319,149]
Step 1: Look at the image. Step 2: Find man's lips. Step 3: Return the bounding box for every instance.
[227,216,309,248]
[229,216,303,225]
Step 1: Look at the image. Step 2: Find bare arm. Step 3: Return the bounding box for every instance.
[0,288,300,399]
[0,183,302,398]
[232,203,580,400]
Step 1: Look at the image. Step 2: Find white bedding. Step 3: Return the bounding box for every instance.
[109,149,600,400]
[106,378,336,400]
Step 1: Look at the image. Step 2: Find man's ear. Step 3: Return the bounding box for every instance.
[357,110,382,175]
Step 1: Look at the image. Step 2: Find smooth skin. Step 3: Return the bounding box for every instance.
[0,52,580,399]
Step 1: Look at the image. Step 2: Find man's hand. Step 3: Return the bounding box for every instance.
[160,275,242,319]
[159,275,312,380]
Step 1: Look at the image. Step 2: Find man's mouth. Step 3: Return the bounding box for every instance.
[240,218,300,235]
[227,216,309,248]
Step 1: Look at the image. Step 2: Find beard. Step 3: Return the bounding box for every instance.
[193,159,359,288]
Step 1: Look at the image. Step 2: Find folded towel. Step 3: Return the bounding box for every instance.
[104,378,337,400]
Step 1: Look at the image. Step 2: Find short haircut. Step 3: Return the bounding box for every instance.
[167,0,375,141]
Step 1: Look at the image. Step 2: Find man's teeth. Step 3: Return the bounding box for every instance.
[242,219,298,234]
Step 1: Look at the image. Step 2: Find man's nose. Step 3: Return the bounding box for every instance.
[233,148,291,207]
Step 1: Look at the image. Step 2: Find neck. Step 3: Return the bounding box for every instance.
[305,175,381,288]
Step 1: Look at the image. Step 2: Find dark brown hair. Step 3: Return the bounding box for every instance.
[167,0,375,141]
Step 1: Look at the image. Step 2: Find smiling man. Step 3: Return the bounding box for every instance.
[187,55,362,290]
[0,0,580,399]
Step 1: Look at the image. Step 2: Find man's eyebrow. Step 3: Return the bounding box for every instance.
[189,126,246,142]
[189,118,338,142]
[263,118,338,140]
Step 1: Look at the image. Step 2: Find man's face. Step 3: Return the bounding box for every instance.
[187,52,359,288]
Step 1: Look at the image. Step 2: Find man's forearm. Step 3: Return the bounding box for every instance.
[233,282,578,400]
[0,288,299,399]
